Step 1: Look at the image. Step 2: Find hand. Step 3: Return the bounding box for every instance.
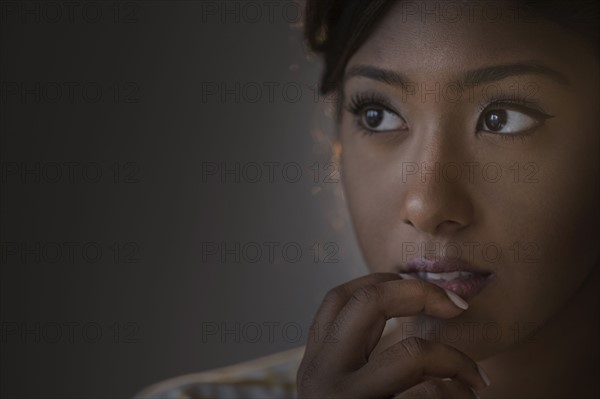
[296,272,490,398]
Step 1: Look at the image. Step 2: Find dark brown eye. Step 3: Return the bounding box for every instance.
[483,110,507,131]
[356,107,407,132]
[364,109,384,128]
[478,108,541,135]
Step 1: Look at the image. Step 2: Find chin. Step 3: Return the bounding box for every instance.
[415,312,519,361]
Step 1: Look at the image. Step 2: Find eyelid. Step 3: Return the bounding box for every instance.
[344,91,409,134]
[344,91,402,116]
[476,100,554,140]
[478,98,554,120]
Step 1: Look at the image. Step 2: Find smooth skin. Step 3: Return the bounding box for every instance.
[298,1,599,398]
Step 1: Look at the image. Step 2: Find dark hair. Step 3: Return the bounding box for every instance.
[304,0,599,96]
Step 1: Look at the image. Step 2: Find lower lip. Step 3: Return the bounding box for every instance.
[411,273,493,300]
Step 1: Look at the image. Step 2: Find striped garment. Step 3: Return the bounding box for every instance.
[133,346,304,399]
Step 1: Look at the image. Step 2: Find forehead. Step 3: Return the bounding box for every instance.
[345,0,582,81]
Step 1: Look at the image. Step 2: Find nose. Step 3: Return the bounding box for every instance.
[400,141,474,237]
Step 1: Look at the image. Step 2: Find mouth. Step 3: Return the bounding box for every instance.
[398,257,494,300]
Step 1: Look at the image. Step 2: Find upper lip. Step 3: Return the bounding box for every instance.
[398,256,492,275]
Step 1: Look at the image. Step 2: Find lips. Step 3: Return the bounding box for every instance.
[413,271,476,281]
[398,257,494,300]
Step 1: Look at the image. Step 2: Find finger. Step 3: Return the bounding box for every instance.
[300,273,401,370]
[317,278,467,371]
[393,379,480,399]
[343,337,489,397]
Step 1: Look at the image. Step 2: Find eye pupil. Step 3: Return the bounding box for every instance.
[484,110,507,131]
[364,109,384,128]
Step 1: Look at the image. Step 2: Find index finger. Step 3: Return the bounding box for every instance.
[300,273,401,370]
[316,278,467,372]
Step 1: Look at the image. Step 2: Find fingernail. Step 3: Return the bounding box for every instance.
[470,387,482,399]
[477,365,491,387]
[444,289,469,310]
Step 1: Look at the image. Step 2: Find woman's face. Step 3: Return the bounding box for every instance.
[339,0,599,359]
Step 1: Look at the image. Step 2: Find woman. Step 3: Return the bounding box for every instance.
[136,1,599,398]
[298,0,599,398]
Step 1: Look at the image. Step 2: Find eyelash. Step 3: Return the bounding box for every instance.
[477,97,554,142]
[344,92,555,140]
[344,92,402,135]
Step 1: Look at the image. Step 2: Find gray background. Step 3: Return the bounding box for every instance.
[0,1,366,397]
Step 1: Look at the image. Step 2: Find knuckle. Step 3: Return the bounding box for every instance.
[323,285,350,306]
[350,283,382,304]
[322,321,341,343]
[379,338,410,360]
[309,319,334,337]
[400,336,427,359]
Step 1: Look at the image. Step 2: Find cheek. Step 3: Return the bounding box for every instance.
[516,121,599,273]
[474,130,599,324]
[340,133,405,272]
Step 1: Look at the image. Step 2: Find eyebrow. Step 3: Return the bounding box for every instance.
[344,62,571,88]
